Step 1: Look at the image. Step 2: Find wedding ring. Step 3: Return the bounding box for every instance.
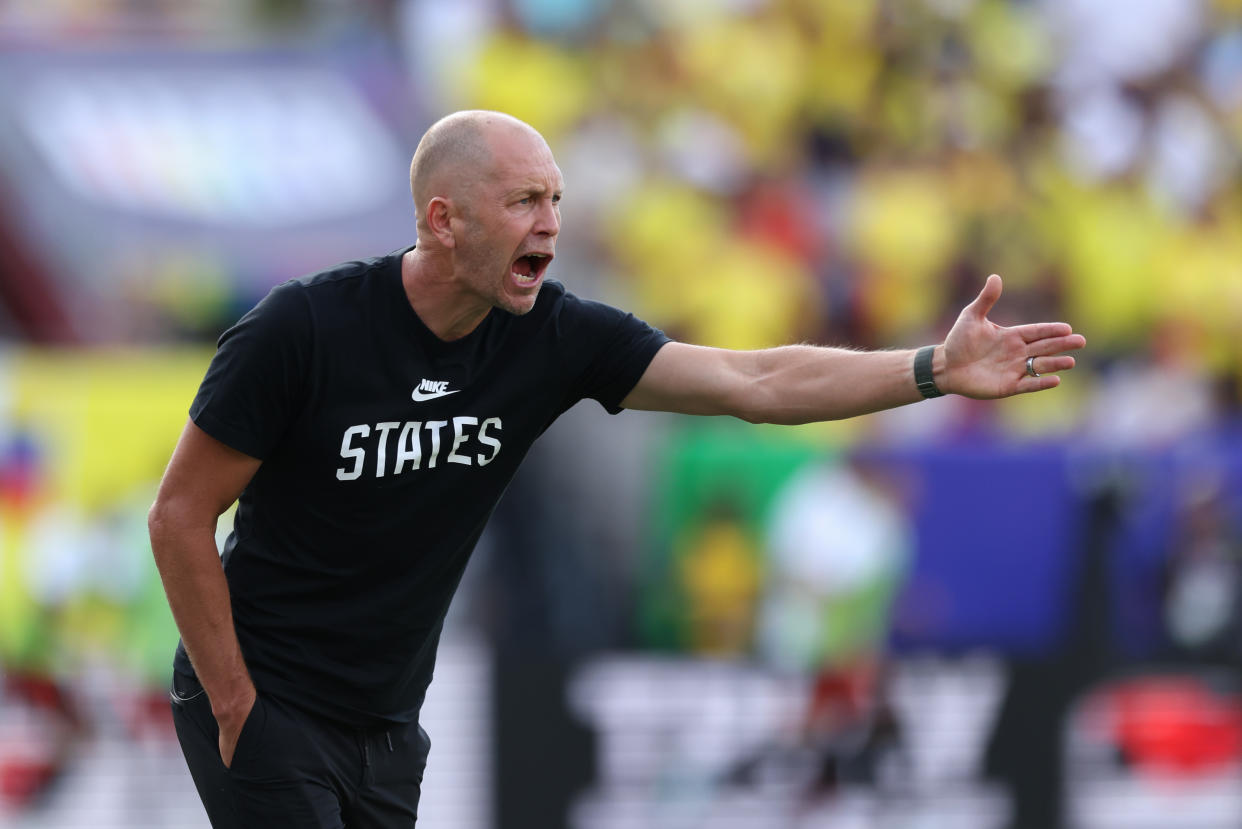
[1025,356,1040,378]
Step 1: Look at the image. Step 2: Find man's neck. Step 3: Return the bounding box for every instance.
[400,248,491,342]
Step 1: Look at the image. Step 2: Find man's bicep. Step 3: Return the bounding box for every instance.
[152,418,263,528]
[620,342,753,417]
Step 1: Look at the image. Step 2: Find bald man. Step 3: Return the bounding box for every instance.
[150,110,1085,827]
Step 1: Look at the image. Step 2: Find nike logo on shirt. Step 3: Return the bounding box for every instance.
[411,379,460,402]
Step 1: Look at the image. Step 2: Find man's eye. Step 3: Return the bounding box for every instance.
[552,195,561,205]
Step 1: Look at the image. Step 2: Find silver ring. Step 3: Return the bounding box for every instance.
[1025,356,1040,378]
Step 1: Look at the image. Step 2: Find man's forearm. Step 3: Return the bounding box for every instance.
[149,516,255,720]
[625,276,1082,421]
[744,344,944,425]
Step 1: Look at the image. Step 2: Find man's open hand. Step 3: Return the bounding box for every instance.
[941,274,1086,399]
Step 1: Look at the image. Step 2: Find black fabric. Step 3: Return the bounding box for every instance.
[171,672,428,828]
[173,247,669,728]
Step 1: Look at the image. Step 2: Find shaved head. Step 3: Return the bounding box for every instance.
[409,110,545,224]
[402,109,564,330]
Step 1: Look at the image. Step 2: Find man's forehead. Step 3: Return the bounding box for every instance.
[490,143,564,189]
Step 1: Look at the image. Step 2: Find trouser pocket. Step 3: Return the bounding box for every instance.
[170,671,221,749]
[225,696,269,773]
[170,673,238,828]
[170,671,207,705]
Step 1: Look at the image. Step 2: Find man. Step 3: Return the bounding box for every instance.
[149,110,1085,827]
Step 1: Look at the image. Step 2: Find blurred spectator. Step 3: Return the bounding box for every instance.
[741,456,913,804]
[1162,474,1242,665]
[677,495,763,656]
[757,457,911,674]
[1083,319,1218,448]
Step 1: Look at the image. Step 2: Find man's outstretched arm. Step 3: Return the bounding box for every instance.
[148,419,262,767]
[621,274,1087,424]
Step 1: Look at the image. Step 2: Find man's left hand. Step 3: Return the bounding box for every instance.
[941,274,1087,399]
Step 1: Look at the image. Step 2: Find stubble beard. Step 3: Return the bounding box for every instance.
[457,217,542,316]
[455,243,538,317]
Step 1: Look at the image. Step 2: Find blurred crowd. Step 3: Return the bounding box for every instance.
[396,0,1242,446]
[3,0,1241,446]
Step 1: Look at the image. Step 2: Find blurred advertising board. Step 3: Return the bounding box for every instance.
[0,348,208,678]
[0,348,205,823]
[637,423,1242,663]
[1066,670,1242,829]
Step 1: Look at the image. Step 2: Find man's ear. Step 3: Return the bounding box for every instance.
[426,196,456,249]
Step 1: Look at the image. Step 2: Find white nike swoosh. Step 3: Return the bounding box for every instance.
[411,388,461,402]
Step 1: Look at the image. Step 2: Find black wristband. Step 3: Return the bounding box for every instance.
[914,345,944,399]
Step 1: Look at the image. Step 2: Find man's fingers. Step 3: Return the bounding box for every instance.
[966,273,1003,319]
[1026,355,1076,376]
[1026,334,1087,357]
[220,732,238,768]
[1014,321,1074,343]
[1017,374,1062,394]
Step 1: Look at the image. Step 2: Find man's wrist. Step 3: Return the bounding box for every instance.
[207,678,256,722]
[914,345,946,399]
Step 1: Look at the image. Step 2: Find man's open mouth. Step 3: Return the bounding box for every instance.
[511,252,553,286]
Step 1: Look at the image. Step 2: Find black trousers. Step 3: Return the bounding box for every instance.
[170,672,429,828]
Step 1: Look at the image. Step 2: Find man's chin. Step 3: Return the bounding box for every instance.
[507,301,537,317]
[498,284,541,316]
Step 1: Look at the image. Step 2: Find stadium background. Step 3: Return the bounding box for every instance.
[1,0,1241,826]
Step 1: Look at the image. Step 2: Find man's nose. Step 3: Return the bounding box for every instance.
[534,200,560,236]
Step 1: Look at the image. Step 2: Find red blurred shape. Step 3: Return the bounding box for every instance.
[1110,676,1242,776]
[0,759,56,807]
[735,178,826,265]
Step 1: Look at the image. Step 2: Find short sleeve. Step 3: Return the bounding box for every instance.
[559,292,670,414]
[189,281,311,459]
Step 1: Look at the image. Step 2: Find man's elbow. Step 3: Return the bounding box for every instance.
[736,409,818,426]
[147,499,173,558]
[732,392,840,426]
[147,496,199,565]
[729,383,807,426]
[721,388,766,424]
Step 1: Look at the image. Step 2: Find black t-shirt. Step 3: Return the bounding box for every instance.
[173,248,668,727]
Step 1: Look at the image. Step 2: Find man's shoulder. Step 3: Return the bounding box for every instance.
[531,278,634,323]
[513,279,655,357]
[290,248,404,294]
[531,278,623,316]
[239,249,403,337]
